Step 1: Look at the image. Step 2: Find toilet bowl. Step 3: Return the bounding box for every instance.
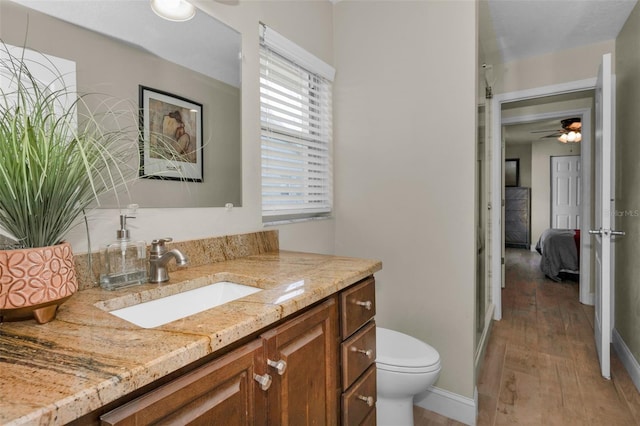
[376,327,441,426]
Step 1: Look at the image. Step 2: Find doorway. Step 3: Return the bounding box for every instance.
[490,80,597,320]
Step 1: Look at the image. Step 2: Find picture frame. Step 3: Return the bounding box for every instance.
[505,158,520,187]
[139,85,203,182]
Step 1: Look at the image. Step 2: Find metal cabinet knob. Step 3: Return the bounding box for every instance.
[267,358,287,375]
[254,373,272,391]
[355,300,372,310]
[356,394,374,407]
[350,347,374,359]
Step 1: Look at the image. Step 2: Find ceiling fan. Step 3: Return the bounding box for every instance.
[531,117,582,143]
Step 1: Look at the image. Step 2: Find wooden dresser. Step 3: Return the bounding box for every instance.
[505,186,531,248]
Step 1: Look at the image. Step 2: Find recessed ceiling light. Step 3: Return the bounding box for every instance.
[150,0,196,22]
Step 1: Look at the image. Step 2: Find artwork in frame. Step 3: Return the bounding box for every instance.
[505,158,520,187]
[139,86,203,182]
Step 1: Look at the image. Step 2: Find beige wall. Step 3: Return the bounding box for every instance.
[333,0,477,398]
[5,0,480,405]
[505,143,532,188]
[615,1,640,366]
[495,40,615,94]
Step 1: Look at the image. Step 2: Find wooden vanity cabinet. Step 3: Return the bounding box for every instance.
[99,277,377,426]
[339,276,377,425]
[101,298,338,426]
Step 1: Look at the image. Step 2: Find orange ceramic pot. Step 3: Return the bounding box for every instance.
[0,242,78,324]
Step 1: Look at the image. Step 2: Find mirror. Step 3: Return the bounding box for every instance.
[1,0,242,208]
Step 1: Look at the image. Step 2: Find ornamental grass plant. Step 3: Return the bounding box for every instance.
[0,43,138,249]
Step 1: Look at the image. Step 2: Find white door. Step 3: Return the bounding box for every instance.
[590,53,621,380]
[551,156,581,229]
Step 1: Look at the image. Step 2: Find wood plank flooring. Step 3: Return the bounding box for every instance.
[415,247,640,426]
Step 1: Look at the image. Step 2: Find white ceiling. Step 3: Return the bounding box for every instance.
[484,0,637,145]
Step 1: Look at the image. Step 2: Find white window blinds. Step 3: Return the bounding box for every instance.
[260,24,335,221]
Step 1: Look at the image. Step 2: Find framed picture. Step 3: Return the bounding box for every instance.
[139,86,203,182]
[505,158,520,187]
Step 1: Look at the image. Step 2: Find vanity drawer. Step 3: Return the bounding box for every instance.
[340,277,376,337]
[341,321,376,389]
[341,364,376,426]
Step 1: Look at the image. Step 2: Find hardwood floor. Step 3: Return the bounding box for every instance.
[415,247,640,425]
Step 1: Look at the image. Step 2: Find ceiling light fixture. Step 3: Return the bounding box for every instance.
[557,117,582,143]
[150,0,196,22]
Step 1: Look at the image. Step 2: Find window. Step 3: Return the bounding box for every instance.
[259,24,335,222]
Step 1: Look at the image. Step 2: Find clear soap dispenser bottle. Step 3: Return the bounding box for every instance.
[99,214,148,290]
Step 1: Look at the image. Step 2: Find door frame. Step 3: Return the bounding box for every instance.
[491,78,596,320]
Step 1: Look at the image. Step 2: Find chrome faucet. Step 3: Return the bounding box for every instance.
[148,238,189,283]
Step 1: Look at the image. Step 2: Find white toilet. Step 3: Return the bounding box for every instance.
[376,327,441,426]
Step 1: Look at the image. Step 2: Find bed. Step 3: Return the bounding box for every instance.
[535,228,580,282]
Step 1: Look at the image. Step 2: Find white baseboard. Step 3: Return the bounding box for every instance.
[530,244,537,252]
[583,291,595,306]
[475,304,495,369]
[414,386,477,425]
[612,328,640,392]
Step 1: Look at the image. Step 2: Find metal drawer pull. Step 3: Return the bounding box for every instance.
[267,358,288,375]
[355,300,372,310]
[350,347,374,359]
[254,373,272,391]
[356,395,374,407]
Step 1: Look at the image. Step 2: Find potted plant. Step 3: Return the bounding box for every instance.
[0,44,137,323]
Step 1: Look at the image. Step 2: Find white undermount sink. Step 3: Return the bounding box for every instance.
[109,282,262,328]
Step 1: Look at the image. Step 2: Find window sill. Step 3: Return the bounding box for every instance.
[262,215,333,227]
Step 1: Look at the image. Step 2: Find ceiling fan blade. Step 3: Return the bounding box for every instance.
[530,129,562,133]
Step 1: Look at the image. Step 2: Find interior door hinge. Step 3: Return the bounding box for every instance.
[501,257,505,265]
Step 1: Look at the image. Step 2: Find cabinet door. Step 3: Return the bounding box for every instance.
[261,297,339,426]
[101,339,266,426]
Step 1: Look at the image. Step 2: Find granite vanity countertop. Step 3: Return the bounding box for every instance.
[0,250,382,426]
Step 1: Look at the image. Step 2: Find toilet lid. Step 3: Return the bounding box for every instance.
[376,327,440,370]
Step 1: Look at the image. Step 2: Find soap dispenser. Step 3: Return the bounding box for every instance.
[99,214,148,290]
